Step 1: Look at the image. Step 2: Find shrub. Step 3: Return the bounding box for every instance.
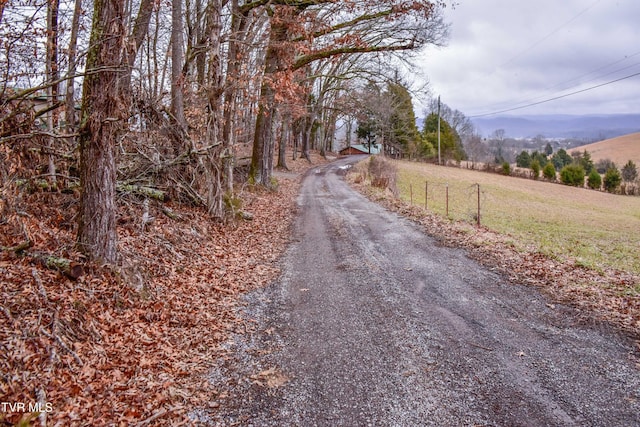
[596,158,616,174]
[587,169,601,190]
[560,164,585,187]
[530,160,540,180]
[368,156,398,195]
[542,162,556,181]
[501,162,511,175]
[603,167,622,193]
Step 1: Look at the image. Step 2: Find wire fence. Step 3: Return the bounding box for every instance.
[403,179,491,227]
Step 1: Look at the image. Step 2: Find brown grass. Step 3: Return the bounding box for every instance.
[396,160,640,275]
[571,132,640,166]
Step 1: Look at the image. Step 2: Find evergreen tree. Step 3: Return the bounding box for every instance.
[603,168,622,193]
[573,150,594,175]
[516,151,531,168]
[356,115,379,147]
[543,162,556,181]
[530,160,541,180]
[587,169,601,190]
[560,164,585,187]
[531,150,548,167]
[552,148,573,170]
[621,160,638,182]
[386,81,422,157]
[422,113,466,161]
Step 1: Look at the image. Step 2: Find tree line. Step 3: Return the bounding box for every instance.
[352,86,470,162]
[515,147,638,194]
[1,0,450,263]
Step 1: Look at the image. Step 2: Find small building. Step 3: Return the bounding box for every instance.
[339,144,381,156]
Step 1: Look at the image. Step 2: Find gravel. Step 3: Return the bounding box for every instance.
[198,156,640,427]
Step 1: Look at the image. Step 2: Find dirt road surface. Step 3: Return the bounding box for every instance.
[201,156,640,426]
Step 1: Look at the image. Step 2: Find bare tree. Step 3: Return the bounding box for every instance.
[45,0,60,185]
[202,0,225,217]
[250,0,449,186]
[64,0,83,132]
[170,0,187,142]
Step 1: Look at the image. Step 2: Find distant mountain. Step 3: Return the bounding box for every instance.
[472,114,640,140]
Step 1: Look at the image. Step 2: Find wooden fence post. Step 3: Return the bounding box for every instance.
[410,183,413,205]
[446,184,449,217]
[425,181,428,210]
[477,183,481,227]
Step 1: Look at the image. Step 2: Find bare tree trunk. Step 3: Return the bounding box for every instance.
[65,0,82,132]
[292,119,302,160]
[325,110,337,153]
[77,0,128,263]
[221,0,249,193]
[171,0,187,139]
[203,0,225,217]
[194,0,206,86]
[120,0,154,93]
[46,0,60,187]
[277,113,289,169]
[150,7,162,100]
[251,8,288,186]
[301,116,312,162]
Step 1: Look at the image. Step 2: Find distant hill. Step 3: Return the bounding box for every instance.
[472,114,640,140]
[570,132,640,167]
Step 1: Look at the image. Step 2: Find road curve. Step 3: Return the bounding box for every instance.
[207,156,640,426]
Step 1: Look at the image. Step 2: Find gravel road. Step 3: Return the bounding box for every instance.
[203,156,640,426]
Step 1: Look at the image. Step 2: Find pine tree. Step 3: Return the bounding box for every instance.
[423,113,465,161]
[621,160,638,182]
[386,81,421,156]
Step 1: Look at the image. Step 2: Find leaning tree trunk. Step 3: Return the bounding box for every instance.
[120,0,154,94]
[77,0,127,263]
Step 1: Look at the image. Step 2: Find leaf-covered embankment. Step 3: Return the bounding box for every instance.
[0,156,322,426]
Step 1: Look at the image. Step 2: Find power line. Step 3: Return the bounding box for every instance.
[480,57,640,113]
[464,0,611,114]
[469,70,640,118]
[546,50,640,94]
[498,0,603,70]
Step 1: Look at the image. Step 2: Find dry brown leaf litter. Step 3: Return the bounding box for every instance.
[0,156,327,426]
[3,153,637,425]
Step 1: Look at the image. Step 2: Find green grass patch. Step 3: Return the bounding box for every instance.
[395,160,640,275]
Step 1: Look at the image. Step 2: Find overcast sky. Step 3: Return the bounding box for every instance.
[416,0,640,117]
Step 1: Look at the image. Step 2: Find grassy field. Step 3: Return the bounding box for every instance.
[571,132,640,166]
[395,160,640,275]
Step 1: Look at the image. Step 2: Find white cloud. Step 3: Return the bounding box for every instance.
[416,0,640,116]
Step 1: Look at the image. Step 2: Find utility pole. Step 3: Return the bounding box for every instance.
[437,95,441,165]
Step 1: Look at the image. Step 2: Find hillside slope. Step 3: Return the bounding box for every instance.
[0,154,326,425]
[572,132,640,166]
